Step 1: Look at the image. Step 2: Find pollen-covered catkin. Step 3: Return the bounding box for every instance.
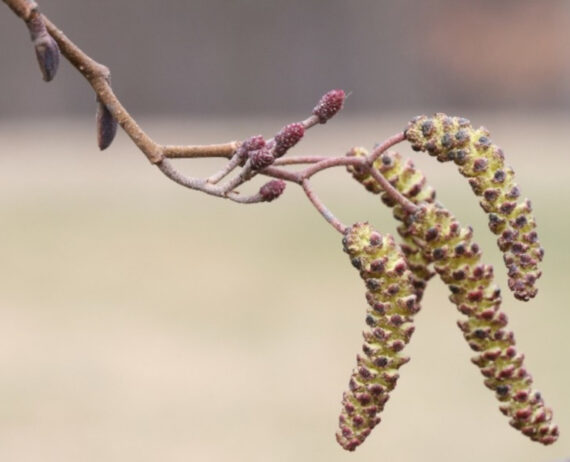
[404,114,542,302]
[346,148,435,301]
[337,224,421,451]
[405,203,558,445]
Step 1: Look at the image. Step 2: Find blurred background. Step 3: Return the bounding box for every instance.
[1,1,569,461]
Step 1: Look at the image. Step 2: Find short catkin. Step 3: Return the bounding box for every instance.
[338,224,421,451]
[404,114,542,302]
[346,148,435,301]
[405,203,558,445]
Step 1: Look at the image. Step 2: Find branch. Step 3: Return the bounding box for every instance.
[3,0,414,232]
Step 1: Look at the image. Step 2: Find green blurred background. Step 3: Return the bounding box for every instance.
[1,1,569,461]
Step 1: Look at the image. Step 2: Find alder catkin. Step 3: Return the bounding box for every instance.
[337,224,420,451]
[405,203,558,445]
[347,148,435,300]
[404,113,542,301]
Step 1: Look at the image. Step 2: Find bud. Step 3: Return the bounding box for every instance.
[96,101,118,150]
[236,135,265,165]
[337,224,420,451]
[241,135,266,153]
[259,180,286,202]
[312,89,345,123]
[27,14,60,82]
[249,146,274,170]
[404,113,542,302]
[273,123,304,157]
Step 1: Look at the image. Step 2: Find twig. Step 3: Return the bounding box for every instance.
[164,142,238,159]
[302,179,347,234]
[368,131,406,163]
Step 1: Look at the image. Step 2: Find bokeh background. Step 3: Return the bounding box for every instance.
[1,1,569,461]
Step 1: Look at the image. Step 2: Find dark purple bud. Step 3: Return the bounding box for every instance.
[312,89,346,123]
[96,101,118,150]
[259,180,286,202]
[273,122,305,157]
[28,15,60,82]
[249,147,275,170]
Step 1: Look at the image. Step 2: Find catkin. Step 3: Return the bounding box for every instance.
[404,114,543,301]
[405,203,558,445]
[347,148,435,301]
[338,224,421,451]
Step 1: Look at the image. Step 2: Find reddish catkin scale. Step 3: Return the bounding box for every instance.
[405,203,558,445]
[346,148,435,301]
[338,224,421,451]
[404,113,543,302]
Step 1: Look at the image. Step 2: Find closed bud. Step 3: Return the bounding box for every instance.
[241,135,266,153]
[27,14,60,82]
[96,101,118,150]
[249,147,274,170]
[312,89,345,123]
[259,180,286,202]
[273,122,304,157]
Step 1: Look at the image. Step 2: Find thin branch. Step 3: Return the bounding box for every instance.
[302,179,347,234]
[164,142,238,159]
[273,156,329,166]
[368,131,406,163]
[368,166,418,214]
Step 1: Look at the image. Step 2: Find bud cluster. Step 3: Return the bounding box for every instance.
[337,224,420,451]
[405,203,558,445]
[404,113,542,301]
[346,148,435,300]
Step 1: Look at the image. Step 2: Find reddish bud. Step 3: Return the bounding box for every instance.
[259,180,286,202]
[312,89,345,123]
[96,101,118,150]
[241,135,266,153]
[273,122,305,157]
[249,147,275,170]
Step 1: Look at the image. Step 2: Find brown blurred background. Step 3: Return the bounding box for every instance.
[1,1,569,462]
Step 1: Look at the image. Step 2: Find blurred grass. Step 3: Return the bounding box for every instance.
[0,115,569,461]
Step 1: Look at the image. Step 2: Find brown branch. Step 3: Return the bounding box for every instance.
[164,142,238,159]
[3,0,411,234]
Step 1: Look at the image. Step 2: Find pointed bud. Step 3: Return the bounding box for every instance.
[273,123,305,157]
[259,180,286,202]
[96,101,118,150]
[312,89,345,123]
[27,14,60,82]
[249,146,274,170]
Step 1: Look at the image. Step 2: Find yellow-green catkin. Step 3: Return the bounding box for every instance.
[338,223,421,451]
[406,203,558,445]
[347,148,435,301]
[404,114,543,302]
